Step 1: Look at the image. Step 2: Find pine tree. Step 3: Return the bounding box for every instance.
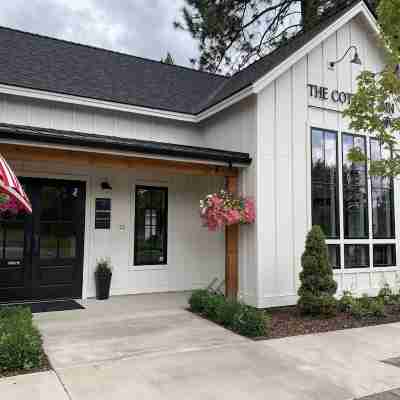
[298,225,338,317]
[161,52,175,65]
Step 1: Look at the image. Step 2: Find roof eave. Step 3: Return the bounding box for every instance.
[0,124,252,166]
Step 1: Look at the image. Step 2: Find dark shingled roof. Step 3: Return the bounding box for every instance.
[0,0,366,116]
[0,123,252,165]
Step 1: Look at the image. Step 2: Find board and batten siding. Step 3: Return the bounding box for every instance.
[0,94,204,146]
[202,96,259,306]
[257,15,400,308]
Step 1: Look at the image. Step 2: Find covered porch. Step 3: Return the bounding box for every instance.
[0,123,251,302]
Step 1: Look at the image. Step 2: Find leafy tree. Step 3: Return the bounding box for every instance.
[161,52,175,65]
[344,0,400,176]
[175,0,363,74]
[298,226,338,316]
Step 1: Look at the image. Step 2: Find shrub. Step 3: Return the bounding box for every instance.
[203,294,226,321]
[232,305,269,337]
[338,290,356,313]
[378,283,399,305]
[215,299,243,327]
[339,292,386,319]
[188,290,270,337]
[297,226,338,317]
[368,298,385,318]
[0,307,43,373]
[189,289,211,313]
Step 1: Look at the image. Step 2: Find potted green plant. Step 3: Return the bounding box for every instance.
[95,258,112,300]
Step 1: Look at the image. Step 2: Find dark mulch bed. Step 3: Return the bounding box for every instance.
[0,351,51,379]
[264,304,400,340]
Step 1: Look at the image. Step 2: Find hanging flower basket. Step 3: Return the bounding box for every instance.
[200,190,255,231]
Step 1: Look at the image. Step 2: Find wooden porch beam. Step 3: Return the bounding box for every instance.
[225,175,239,300]
[0,143,238,177]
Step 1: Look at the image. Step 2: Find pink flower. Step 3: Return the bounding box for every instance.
[225,209,241,225]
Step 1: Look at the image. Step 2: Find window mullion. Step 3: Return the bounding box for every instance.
[366,135,374,270]
[338,131,344,270]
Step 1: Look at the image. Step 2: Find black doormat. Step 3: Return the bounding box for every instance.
[1,300,85,314]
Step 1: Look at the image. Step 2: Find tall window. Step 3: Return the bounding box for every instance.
[311,129,339,238]
[134,186,168,266]
[370,139,395,238]
[311,129,396,270]
[342,134,368,239]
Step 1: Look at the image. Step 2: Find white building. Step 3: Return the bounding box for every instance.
[0,0,396,308]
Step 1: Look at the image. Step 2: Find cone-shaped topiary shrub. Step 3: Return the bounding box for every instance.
[297,225,338,317]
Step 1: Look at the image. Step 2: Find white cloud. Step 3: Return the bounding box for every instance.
[0,0,198,67]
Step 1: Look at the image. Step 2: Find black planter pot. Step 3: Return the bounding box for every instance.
[95,272,112,300]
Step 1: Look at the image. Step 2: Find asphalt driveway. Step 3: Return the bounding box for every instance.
[2,293,400,400]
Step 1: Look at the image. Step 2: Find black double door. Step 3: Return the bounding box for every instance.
[0,178,85,302]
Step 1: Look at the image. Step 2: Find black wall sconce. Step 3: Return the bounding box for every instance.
[328,45,362,70]
[101,181,112,190]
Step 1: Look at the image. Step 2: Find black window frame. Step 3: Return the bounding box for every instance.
[342,132,369,239]
[310,128,397,271]
[310,127,340,239]
[370,138,395,239]
[344,244,370,269]
[134,185,168,266]
[373,244,396,267]
[328,244,341,269]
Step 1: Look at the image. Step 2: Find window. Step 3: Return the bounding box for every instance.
[311,129,339,238]
[373,244,396,267]
[328,245,340,269]
[342,134,368,238]
[134,186,168,266]
[344,245,369,269]
[310,129,396,270]
[370,139,395,238]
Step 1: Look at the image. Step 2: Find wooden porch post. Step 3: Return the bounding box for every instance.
[225,175,239,300]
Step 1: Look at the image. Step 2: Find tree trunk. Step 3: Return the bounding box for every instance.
[301,0,320,31]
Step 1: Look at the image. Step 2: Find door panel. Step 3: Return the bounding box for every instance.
[0,207,32,301]
[0,178,85,302]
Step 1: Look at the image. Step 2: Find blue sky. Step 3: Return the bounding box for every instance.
[0,0,198,67]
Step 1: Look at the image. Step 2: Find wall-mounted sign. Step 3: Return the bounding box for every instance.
[307,84,353,105]
[307,83,395,114]
[95,198,111,230]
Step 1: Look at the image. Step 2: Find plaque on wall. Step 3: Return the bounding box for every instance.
[95,198,111,229]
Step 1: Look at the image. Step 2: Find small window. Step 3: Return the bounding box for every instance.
[134,186,168,266]
[328,245,340,269]
[373,244,396,267]
[95,198,111,229]
[344,244,369,268]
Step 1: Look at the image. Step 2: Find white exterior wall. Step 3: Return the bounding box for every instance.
[202,96,258,306]
[6,157,224,298]
[256,15,399,307]
[0,94,204,146]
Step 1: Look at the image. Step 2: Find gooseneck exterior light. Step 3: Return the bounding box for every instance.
[328,45,362,70]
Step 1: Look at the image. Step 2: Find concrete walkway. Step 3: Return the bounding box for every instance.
[2,293,400,399]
